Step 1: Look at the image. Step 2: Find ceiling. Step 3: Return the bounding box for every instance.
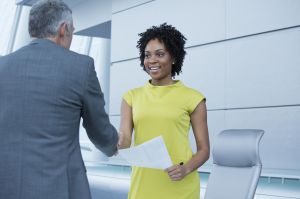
[76,21,111,39]
[16,0,84,7]
[15,0,110,38]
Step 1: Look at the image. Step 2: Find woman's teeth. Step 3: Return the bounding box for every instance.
[149,66,160,71]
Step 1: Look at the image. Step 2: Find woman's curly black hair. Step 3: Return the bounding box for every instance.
[137,23,187,77]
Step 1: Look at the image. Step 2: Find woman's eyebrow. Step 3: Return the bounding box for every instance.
[145,49,165,53]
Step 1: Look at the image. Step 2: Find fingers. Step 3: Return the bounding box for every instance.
[117,137,125,149]
[117,132,131,149]
[165,163,187,181]
[165,164,177,172]
[113,150,119,156]
[117,135,124,148]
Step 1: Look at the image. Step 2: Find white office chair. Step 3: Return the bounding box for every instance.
[204,129,264,199]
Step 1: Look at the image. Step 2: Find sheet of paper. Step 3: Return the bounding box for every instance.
[117,136,173,170]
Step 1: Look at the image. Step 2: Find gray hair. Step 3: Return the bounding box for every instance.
[29,0,73,38]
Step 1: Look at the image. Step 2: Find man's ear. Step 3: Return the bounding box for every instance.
[58,23,67,37]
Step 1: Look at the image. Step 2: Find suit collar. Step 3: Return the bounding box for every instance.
[29,38,68,51]
[30,38,57,45]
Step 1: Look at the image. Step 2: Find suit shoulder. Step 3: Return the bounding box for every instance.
[0,49,22,64]
[65,50,93,64]
[62,50,95,76]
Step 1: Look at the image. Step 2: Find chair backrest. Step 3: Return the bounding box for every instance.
[204,129,264,199]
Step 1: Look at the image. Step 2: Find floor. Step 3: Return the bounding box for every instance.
[86,164,300,199]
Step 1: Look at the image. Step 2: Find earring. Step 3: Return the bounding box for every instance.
[172,62,175,65]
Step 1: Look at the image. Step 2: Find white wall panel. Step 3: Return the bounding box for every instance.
[109,115,120,130]
[189,110,225,167]
[109,59,148,115]
[181,44,226,109]
[111,1,159,62]
[12,6,30,52]
[72,0,111,32]
[206,111,226,166]
[111,0,226,62]
[112,0,153,13]
[109,43,227,114]
[225,107,300,170]
[0,0,17,55]
[227,0,300,38]
[226,28,300,108]
[109,0,300,179]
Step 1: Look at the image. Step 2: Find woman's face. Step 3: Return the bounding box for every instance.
[144,38,174,85]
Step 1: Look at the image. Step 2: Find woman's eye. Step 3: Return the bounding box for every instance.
[145,54,150,58]
[158,53,164,57]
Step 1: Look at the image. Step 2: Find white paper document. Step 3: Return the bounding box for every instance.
[117,136,173,170]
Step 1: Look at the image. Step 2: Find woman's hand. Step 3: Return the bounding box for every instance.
[165,163,189,181]
[118,99,134,149]
[117,132,130,149]
[165,101,210,181]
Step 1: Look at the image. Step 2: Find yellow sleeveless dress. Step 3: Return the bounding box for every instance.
[123,80,205,199]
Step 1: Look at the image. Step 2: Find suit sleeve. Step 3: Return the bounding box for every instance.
[81,58,118,157]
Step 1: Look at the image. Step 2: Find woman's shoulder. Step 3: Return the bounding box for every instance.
[179,81,205,97]
[178,82,206,111]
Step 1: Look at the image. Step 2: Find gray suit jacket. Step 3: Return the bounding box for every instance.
[0,39,118,199]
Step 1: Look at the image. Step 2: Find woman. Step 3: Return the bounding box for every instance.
[118,23,210,199]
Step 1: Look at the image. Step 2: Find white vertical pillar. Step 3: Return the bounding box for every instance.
[84,37,93,55]
[6,5,22,54]
[12,5,31,52]
[89,38,111,113]
[80,37,112,163]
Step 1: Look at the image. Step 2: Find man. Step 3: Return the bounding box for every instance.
[0,0,118,199]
